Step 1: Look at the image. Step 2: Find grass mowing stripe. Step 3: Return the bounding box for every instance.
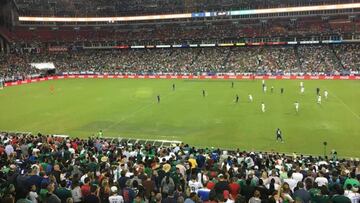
[0,79,359,157]
[102,82,185,132]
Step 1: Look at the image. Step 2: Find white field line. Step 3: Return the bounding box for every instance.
[102,88,179,131]
[330,91,360,120]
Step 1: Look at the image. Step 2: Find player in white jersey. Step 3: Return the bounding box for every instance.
[248,94,253,102]
[300,81,304,88]
[263,86,267,93]
[324,90,328,99]
[294,101,299,112]
[262,79,265,85]
[317,95,322,104]
[261,102,266,112]
[300,86,305,94]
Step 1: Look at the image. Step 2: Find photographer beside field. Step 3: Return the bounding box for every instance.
[0,132,359,203]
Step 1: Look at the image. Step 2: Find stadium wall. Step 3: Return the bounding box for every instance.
[4,75,360,87]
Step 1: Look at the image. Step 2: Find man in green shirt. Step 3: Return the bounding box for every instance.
[54,180,72,203]
[343,172,360,189]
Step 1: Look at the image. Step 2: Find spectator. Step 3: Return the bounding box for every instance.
[108,186,124,203]
[248,190,261,203]
[84,184,100,203]
[293,182,310,203]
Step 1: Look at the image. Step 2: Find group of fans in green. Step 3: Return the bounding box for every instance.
[0,132,359,203]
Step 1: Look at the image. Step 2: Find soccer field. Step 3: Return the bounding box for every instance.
[0,79,359,157]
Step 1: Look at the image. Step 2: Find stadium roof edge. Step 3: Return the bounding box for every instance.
[18,3,360,23]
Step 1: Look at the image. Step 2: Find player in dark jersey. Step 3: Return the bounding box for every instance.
[276,128,283,142]
[235,94,239,103]
[202,90,206,97]
[157,95,160,103]
[172,84,175,91]
[316,87,320,95]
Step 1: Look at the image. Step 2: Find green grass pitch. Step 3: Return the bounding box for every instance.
[0,79,359,157]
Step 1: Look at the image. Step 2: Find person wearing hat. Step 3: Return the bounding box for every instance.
[214,174,230,195]
[108,186,124,203]
[162,164,171,174]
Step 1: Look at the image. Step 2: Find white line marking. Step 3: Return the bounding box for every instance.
[103,87,180,131]
[330,91,360,120]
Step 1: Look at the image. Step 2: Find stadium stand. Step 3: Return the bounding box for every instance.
[3,17,359,44]
[0,132,359,203]
[1,44,360,82]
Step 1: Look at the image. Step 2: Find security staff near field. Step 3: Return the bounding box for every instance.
[276,128,283,142]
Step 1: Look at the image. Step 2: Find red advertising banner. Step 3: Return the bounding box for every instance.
[4,75,360,87]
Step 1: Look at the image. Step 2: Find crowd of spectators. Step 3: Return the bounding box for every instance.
[7,18,360,44]
[1,44,360,82]
[297,45,343,74]
[333,44,360,71]
[0,132,359,203]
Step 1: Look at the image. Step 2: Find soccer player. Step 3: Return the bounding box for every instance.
[202,90,206,97]
[276,128,283,142]
[262,79,265,85]
[172,84,175,91]
[324,90,328,99]
[271,86,274,93]
[281,88,284,94]
[235,94,239,103]
[317,95,322,104]
[157,95,160,103]
[300,81,304,88]
[300,86,305,94]
[248,94,253,102]
[261,102,266,112]
[316,87,320,95]
[231,81,234,88]
[294,101,299,113]
[50,85,55,94]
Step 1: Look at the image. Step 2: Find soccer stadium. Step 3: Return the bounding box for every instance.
[0,0,360,202]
